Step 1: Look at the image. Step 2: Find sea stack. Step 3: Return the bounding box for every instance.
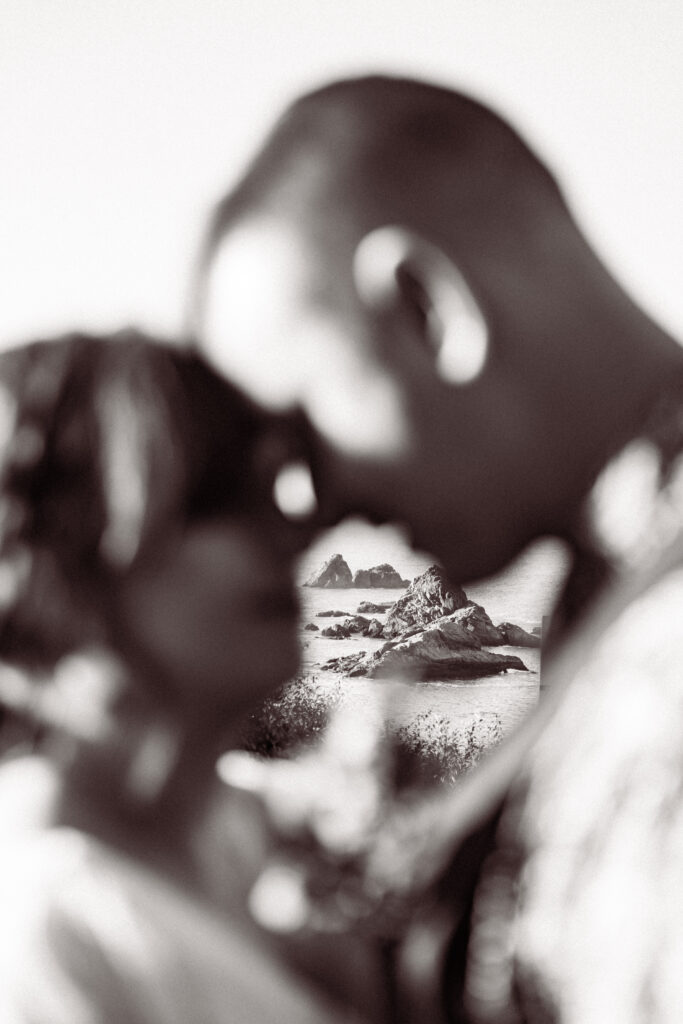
[351,564,409,588]
[304,554,353,588]
[383,565,469,638]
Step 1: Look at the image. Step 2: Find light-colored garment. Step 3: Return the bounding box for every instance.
[509,560,683,1024]
[0,765,356,1024]
[465,389,683,1024]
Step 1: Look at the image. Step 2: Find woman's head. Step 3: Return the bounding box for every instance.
[0,331,308,722]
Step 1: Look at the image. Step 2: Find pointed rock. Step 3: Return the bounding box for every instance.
[304,554,353,589]
[383,566,469,638]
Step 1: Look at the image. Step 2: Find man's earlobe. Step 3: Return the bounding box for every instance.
[353,225,489,385]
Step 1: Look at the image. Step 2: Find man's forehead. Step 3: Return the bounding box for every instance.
[201,219,311,410]
[200,218,410,460]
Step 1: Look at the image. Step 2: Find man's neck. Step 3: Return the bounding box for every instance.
[547,256,683,544]
[553,363,683,645]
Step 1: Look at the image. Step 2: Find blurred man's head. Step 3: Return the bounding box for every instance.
[195,75,676,582]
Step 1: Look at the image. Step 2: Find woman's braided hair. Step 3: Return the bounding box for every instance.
[0,330,262,672]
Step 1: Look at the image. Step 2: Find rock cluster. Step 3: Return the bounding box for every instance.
[316,565,537,681]
[304,556,408,589]
[321,623,353,639]
[321,615,384,639]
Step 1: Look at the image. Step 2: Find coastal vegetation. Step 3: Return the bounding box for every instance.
[239,675,503,786]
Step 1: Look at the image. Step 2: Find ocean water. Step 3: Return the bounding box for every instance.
[296,520,570,735]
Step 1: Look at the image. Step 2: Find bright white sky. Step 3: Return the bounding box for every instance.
[1,0,681,348]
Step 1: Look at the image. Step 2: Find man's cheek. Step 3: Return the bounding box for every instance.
[299,336,411,461]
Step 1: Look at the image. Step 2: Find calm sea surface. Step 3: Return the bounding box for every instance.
[296,521,570,735]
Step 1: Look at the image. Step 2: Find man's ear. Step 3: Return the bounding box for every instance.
[353,225,489,385]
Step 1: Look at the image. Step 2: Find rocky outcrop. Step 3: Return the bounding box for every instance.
[303,561,405,593]
[304,556,410,589]
[304,554,353,589]
[316,609,350,618]
[335,615,385,638]
[357,601,393,614]
[443,604,506,646]
[308,562,539,681]
[321,623,352,639]
[404,607,501,648]
[351,564,409,589]
[341,615,371,634]
[367,632,527,680]
[321,651,368,675]
[304,622,319,632]
[383,566,469,638]
[497,622,542,648]
[323,620,527,680]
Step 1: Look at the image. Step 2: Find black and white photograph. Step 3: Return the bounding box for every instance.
[0,2,682,1022]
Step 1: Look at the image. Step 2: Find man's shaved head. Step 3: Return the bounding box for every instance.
[201,75,567,286]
